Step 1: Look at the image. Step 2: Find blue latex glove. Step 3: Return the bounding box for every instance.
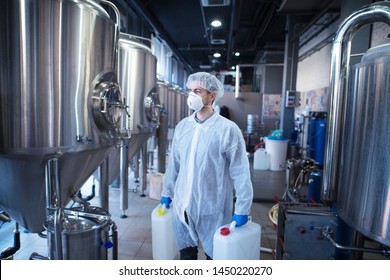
[160,196,172,209]
[231,214,248,227]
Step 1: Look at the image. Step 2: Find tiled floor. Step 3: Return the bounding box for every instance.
[0,153,284,260]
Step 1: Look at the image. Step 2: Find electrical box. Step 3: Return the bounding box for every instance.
[285,90,299,107]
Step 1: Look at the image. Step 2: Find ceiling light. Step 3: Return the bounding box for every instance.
[211,20,222,28]
[213,52,221,58]
[211,39,226,45]
[231,66,235,70]
[234,52,240,56]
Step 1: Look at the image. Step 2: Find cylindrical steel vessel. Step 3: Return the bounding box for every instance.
[321,1,390,247]
[118,33,159,159]
[0,0,122,232]
[167,85,177,128]
[174,87,184,125]
[45,207,112,260]
[103,33,159,186]
[322,1,390,203]
[157,79,169,111]
[337,43,390,246]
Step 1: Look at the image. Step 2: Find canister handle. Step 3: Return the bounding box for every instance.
[229,216,252,231]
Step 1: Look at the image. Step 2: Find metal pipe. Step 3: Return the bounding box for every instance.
[111,221,118,260]
[119,141,129,218]
[45,158,63,260]
[99,158,109,211]
[235,65,240,99]
[157,108,168,173]
[290,0,337,43]
[321,227,390,257]
[29,252,49,260]
[322,2,390,203]
[199,0,211,46]
[141,143,148,196]
[126,0,192,72]
[226,0,237,65]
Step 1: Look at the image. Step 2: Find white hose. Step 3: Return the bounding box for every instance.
[268,204,279,225]
[260,247,273,254]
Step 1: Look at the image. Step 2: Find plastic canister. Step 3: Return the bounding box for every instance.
[149,172,164,200]
[253,148,270,170]
[213,219,261,260]
[151,204,178,260]
[265,137,289,171]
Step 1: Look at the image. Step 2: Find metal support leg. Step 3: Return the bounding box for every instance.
[141,143,147,197]
[99,158,110,212]
[134,152,140,183]
[119,142,129,218]
[45,158,63,260]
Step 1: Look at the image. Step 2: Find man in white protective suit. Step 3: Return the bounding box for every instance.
[160,72,253,260]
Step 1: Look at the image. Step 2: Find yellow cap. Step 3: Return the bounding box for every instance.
[156,207,166,216]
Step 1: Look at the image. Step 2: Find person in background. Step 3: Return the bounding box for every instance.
[160,72,253,260]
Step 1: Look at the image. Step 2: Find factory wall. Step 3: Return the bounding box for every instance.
[294,0,390,116]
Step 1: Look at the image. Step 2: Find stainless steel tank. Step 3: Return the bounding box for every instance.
[0,0,122,233]
[167,85,177,128]
[322,2,390,246]
[337,42,390,246]
[45,207,113,260]
[157,79,169,111]
[102,33,159,189]
[118,33,159,160]
[174,87,184,125]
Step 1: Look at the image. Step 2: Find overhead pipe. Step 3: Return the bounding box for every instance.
[226,0,239,66]
[290,0,337,43]
[126,0,192,72]
[199,0,211,46]
[322,1,390,203]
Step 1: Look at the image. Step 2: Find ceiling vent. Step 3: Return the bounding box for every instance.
[201,0,231,7]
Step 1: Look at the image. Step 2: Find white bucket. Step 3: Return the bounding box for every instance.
[213,219,261,260]
[151,204,178,260]
[253,148,270,170]
[265,137,289,171]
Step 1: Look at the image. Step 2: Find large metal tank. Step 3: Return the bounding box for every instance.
[167,85,177,128]
[322,2,390,247]
[103,33,159,186]
[337,41,390,246]
[119,34,159,157]
[0,0,122,233]
[174,87,184,125]
[157,79,169,111]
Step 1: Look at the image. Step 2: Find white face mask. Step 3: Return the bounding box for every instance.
[187,91,204,112]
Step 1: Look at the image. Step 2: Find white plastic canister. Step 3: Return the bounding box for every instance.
[253,148,270,170]
[213,219,261,260]
[151,204,178,260]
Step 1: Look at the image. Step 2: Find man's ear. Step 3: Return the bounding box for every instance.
[211,92,217,102]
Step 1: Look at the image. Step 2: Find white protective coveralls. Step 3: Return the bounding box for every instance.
[162,111,253,258]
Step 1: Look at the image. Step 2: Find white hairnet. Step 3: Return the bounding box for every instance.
[186,72,224,102]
